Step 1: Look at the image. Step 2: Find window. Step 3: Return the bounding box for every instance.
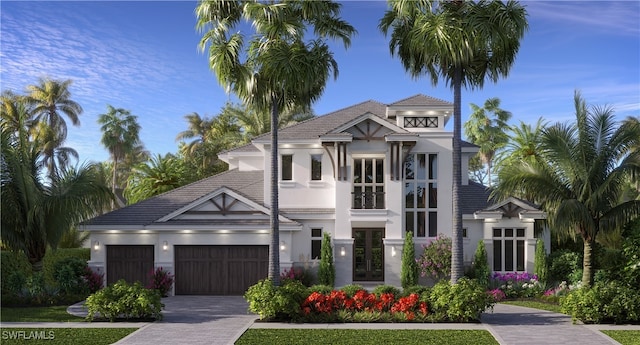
[493,228,526,272]
[311,154,322,181]
[404,153,438,237]
[353,158,384,209]
[404,117,438,128]
[281,154,293,181]
[311,228,322,260]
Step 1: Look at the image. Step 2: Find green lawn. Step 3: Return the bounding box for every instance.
[235,329,498,345]
[0,328,136,345]
[601,330,640,345]
[500,300,563,314]
[1,306,84,322]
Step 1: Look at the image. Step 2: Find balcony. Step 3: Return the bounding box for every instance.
[352,190,385,210]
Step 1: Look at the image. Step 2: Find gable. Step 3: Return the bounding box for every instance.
[330,113,408,141]
[475,197,545,220]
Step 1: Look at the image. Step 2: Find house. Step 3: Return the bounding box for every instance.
[83,94,547,295]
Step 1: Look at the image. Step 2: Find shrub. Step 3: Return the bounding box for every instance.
[42,248,90,287]
[430,278,494,322]
[417,234,451,280]
[561,280,640,324]
[244,279,307,321]
[317,232,335,287]
[470,241,490,288]
[534,239,549,286]
[280,267,314,287]
[308,284,333,295]
[339,284,365,298]
[400,231,419,288]
[1,251,31,294]
[402,285,430,298]
[85,280,163,322]
[5,270,27,296]
[84,267,104,293]
[490,272,543,299]
[147,267,174,297]
[53,257,88,294]
[548,250,581,285]
[372,284,401,297]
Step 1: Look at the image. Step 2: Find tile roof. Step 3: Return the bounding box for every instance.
[389,94,453,107]
[83,169,264,227]
[460,181,492,214]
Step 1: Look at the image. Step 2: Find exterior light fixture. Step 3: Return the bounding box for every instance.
[162,241,168,251]
[391,246,397,257]
[280,241,286,251]
[340,246,346,256]
[93,241,100,250]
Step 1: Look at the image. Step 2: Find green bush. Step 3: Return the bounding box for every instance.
[548,250,581,285]
[308,284,333,295]
[429,278,494,322]
[318,232,335,287]
[85,279,163,322]
[534,239,548,286]
[561,280,640,324]
[43,248,90,287]
[244,279,308,321]
[53,257,88,294]
[0,251,31,294]
[401,231,419,288]
[372,284,401,297]
[402,285,430,299]
[470,241,490,288]
[339,284,365,298]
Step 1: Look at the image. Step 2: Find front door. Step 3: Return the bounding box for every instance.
[353,228,384,281]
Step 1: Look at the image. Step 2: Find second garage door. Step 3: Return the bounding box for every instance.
[174,245,268,295]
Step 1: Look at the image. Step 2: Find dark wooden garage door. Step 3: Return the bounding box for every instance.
[106,245,154,285]
[174,245,268,295]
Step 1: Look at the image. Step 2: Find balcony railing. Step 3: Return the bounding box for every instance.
[352,191,385,209]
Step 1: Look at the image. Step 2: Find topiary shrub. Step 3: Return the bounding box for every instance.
[401,231,419,288]
[317,232,335,287]
[429,278,494,322]
[534,239,549,286]
[85,280,162,322]
[470,240,490,288]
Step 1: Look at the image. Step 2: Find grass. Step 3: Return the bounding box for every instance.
[235,329,498,345]
[601,330,640,345]
[1,306,84,322]
[500,300,563,314]
[0,328,136,345]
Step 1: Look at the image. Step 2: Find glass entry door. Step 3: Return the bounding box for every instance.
[353,228,384,281]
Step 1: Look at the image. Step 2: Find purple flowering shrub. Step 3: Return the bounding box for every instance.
[490,272,543,298]
[280,267,314,287]
[83,267,104,294]
[147,267,174,297]
[417,234,452,280]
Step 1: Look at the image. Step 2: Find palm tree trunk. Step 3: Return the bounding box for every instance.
[451,66,464,283]
[582,236,595,288]
[111,157,118,209]
[269,96,281,286]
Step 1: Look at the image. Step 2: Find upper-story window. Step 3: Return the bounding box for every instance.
[404,153,438,237]
[353,158,384,209]
[311,154,322,181]
[281,154,293,181]
[404,117,438,128]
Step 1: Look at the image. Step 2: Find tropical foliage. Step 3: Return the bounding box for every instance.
[196,0,355,285]
[124,153,190,204]
[380,0,528,282]
[494,91,640,287]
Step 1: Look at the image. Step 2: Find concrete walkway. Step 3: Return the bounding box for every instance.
[3,298,640,344]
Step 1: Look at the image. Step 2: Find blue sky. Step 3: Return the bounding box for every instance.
[2,1,639,164]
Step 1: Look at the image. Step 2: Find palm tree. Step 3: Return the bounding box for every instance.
[1,90,35,135]
[98,105,142,197]
[175,112,214,155]
[32,121,79,177]
[235,103,315,142]
[124,154,189,204]
[380,0,528,283]
[463,97,512,186]
[196,0,355,285]
[27,78,83,178]
[1,126,112,272]
[493,91,640,287]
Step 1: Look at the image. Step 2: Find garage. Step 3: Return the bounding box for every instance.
[174,245,268,295]
[106,245,154,285]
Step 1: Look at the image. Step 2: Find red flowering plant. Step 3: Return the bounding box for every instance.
[147,267,174,297]
[300,289,429,322]
[83,267,104,293]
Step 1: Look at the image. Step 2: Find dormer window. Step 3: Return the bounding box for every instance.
[404,116,438,128]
